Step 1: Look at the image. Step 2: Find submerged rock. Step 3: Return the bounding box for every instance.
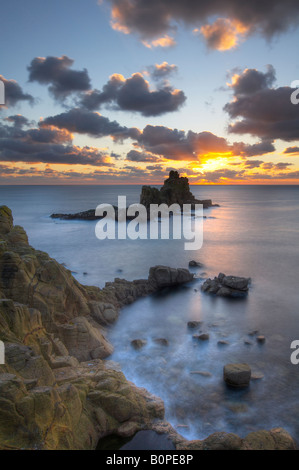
[187,321,202,329]
[201,273,251,298]
[188,260,204,268]
[131,339,147,350]
[153,338,169,346]
[257,335,266,344]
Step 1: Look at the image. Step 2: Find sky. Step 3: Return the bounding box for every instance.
[1,0,299,185]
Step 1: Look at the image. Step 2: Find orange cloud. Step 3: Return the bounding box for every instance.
[198,18,249,51]
[142,35,176,49]
[111,6,131,34]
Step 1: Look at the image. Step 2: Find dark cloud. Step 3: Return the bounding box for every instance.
[134,124,275,161]
[105,0,299,46]
[5,115,32,128]
[243,159,264,169]
[148,62,178,81]
[27,127,73,144]
[233,140,275,157]
[0,140,114,166]
[284,146,299,154]
[28,56,91,99]
[80,72,186,116]
[200,168,245,182]
[262,162,293,170]
[136,125,232,160]
[0,116,115,166]
[41,108,140,140]
[225,66,299,141]
[126,149,161,162]
[0,75,34,108]
[229,65,276,95]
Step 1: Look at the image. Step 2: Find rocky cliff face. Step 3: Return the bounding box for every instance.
[0,206,166,450]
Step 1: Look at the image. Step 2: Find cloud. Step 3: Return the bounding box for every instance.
[198,18,248,51]
[80,72,186,116]
[243,159,264,169]
[0,75,34,109]
[28,55,91,100]
[200,168,245,182]
[224,66,299,141]
[135,125,232,160]
[228,65,276,95]
[5,115,32,128]
[134,124,276,162]
[284,146,299,155]
[126,149,161,162]
[0,115,115,166]
[104,0,299,48]
[41,108,140,140]
[142,35,176,48]
[232,139,275,157]
[148,62,178,81]
[262,162,293,170]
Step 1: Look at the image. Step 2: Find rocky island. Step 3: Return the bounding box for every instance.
[0,206,296,450]
[50,171,218,221]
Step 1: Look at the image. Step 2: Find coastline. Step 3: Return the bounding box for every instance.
[0,205,296,450]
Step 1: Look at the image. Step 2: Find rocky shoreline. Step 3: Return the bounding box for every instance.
[0,205,296,450]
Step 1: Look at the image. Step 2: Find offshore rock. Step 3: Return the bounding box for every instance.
[140,171,217,210]
[201,273,251,298]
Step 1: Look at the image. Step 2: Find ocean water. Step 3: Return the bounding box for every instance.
[1,184,299,443]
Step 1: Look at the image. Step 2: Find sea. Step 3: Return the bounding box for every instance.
[1,184,299,444]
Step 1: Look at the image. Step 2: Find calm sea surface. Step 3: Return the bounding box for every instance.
[1,184,299,442]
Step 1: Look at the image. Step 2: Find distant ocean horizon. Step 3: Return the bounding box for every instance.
[1,184,299,442]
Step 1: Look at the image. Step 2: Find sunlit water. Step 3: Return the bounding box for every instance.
[1,185,299,443]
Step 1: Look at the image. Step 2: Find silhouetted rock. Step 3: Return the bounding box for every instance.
[140,171,217,210]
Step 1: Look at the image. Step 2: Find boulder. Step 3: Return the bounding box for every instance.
[148,266,194,289]
[201,273,251,298]
[223,363,251,388]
